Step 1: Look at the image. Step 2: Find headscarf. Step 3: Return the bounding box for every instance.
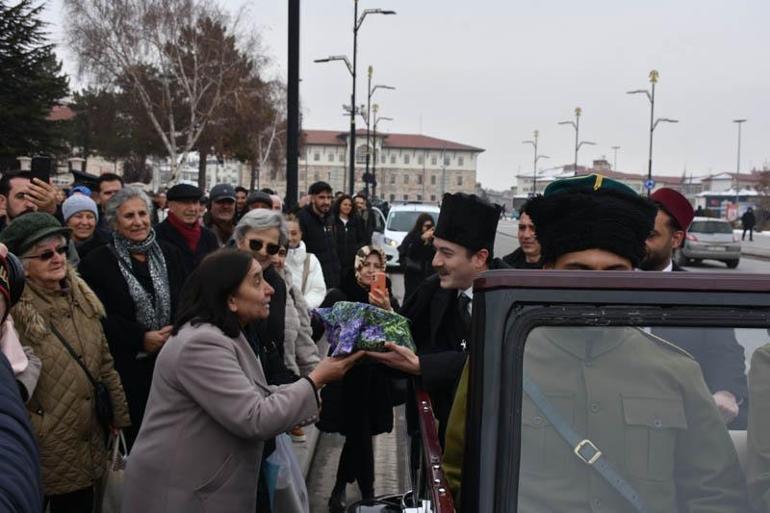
[354,246,386,283]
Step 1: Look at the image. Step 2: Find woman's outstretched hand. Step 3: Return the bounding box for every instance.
[308,351,366,387]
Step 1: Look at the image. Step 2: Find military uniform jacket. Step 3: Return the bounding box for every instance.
[444,326,748,513]
[748,343,770,512]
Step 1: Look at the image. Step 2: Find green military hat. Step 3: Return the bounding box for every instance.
[0,212,71,255]
[543,173,637,197]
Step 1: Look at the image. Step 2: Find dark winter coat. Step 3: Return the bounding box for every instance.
[78,240,186,444]
[398,230,436,302]
[155,218,219,277]
[400,258,509,444]
[333,215,368,274]
[501,247,543,269]
[74,231,108,263]
[298,204,340,288]
[0,354,42,513]
[742,210,757,229]
[317,270,399,437]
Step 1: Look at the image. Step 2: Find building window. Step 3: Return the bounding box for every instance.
[381,154,386,164]
[390,174,395,185]
[404,154,410,164]
[328,153,334,162]
[314,172,320,180]
[431,175,436,185]
[457,175,463,186]
[431,156,437,165]
[389,194,395,202]
[339,153,345,162]
[444,156,450,166]
[417,175,423,185]
[390,155,396,164]
[430,194,436,201]
[418,155,424,165]
[403,194,409,201]
[403,175,409,185]
[417,194,422,201]
[458,156,464,166]
[314,153,320,162]
[327,172,331,181]
[356,144,370,164]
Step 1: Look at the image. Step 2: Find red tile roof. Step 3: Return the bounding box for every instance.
[302,129,484,152]
[47,105,75,122]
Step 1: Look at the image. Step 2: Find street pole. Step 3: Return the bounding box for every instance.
[348,0,359,196]
[647,71,657,195]
[611,146,620,170]
[285,0,300,208]
[365,66,372,197]
[734,119,747,209]
[372,104,378,200]
[574,107,581,172]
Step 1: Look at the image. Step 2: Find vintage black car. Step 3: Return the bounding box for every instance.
[350,269,770,513]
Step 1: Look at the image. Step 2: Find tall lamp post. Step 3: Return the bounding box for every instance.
[371,104,392,200]
[522,130,549,195]
[611,145,621,170]
[364,65,395,197]
[733,119,747,209]
[558,107,595,173]
[315,2,395,195]
[627,70,679,196]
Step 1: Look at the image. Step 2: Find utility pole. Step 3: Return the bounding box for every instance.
[734,119,747,209]
[285,0,300,207]
[611,146,620,170]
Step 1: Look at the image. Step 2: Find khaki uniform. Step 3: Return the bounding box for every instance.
[444,326,748,512]
[748,343,770,512]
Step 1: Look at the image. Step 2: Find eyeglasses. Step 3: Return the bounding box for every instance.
[248,239,281,255]
[23,245,68,261]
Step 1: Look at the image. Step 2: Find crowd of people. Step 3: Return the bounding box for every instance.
[0,167,768,513]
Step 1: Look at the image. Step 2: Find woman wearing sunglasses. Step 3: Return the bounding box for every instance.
[79,186,187,449]
[397,212,437,300]
[0,213,130,513]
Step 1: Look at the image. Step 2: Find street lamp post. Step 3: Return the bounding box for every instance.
[627,70,679,196]
[364,66,395,197]
[558,107,595,173]
[611,146,621,170]
[371,105,392,200]
[733,119,747,209]
[522,130,549,195]
[315,2,395,195]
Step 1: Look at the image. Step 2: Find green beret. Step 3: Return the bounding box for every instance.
[544,173,637,197]
[0,213,71,255]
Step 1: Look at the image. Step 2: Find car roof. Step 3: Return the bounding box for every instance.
[388,203,440,213]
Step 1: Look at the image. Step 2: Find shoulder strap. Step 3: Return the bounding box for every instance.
[49,323,99,389]
[302,255,311,292]
[523,374,650,513]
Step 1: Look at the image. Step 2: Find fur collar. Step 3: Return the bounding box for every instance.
[11,264,106,342]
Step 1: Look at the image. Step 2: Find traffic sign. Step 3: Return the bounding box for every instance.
[644,179,656,190]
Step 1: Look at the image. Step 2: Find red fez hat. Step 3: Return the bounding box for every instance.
[650,188,694,232]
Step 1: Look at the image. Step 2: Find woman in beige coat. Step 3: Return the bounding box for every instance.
[0,213,130,512]
[123,249,363,513]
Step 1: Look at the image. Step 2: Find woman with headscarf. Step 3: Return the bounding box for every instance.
[321,246,399,512]
[0,213,130,512]
[79,186,186,446]
[397,212,436,300]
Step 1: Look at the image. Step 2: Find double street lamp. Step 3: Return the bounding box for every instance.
[315,1,396,195]
[627,70,679,195]
[364,66,395,197]
[522,130,549,195]
[558,107,595,173]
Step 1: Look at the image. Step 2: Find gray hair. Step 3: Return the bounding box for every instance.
[234,209,288,247]
[104,186,154,229]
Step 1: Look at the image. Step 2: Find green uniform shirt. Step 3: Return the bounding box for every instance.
[748,343,770,512]
[444,326,748,513]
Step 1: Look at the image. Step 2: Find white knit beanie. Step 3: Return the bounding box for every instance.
[62,194,99,222]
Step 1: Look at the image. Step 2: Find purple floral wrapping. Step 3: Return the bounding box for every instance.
[313,301,416,356]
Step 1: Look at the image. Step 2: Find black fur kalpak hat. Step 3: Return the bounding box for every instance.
[434,193,502,253]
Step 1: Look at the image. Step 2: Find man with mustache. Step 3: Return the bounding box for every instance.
[368,192,506,444]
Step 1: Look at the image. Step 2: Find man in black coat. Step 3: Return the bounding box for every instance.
[298,181,341,288]
[155,184,219,278]
[368,192,505,444]
[742,207,756,241]
[643,187,749,427]
[502,200,543,269]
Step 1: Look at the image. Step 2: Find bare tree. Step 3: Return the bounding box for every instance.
[63,0,260,183]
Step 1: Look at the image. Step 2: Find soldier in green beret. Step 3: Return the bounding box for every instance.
[443,176,748,512]
[748,343,770,512]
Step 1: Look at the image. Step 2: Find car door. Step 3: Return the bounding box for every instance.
[458,270,770,513]
[371,206,387,250]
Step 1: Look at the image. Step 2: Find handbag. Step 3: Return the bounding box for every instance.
[49,323,115,433]
[98,431,128,513]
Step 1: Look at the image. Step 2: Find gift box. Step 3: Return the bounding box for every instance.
[313,301,416,356]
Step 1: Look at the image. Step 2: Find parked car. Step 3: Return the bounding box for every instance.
[381,203,440,268]
[348,270,770,513]
[369,206,387,250]
[675,216,741,268]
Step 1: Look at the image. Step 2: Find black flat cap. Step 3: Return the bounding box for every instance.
[167,183,203,202]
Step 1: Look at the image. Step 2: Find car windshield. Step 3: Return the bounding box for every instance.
[387,211,434,232]
[690,221,733,234]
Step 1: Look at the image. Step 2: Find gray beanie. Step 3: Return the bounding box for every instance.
[62,194,99,222]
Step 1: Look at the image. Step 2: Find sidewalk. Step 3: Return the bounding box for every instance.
[733,229,770,259]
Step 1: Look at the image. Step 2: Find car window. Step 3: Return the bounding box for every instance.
[690,220,733,234]
[387,211,435,232]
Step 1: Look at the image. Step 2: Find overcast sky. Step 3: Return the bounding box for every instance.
[43,0,770,190]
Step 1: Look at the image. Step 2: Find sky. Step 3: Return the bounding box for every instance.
[42,0,770,190]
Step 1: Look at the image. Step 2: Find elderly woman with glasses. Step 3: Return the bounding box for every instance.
[0,213,130,512]
[79,186,186,447]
